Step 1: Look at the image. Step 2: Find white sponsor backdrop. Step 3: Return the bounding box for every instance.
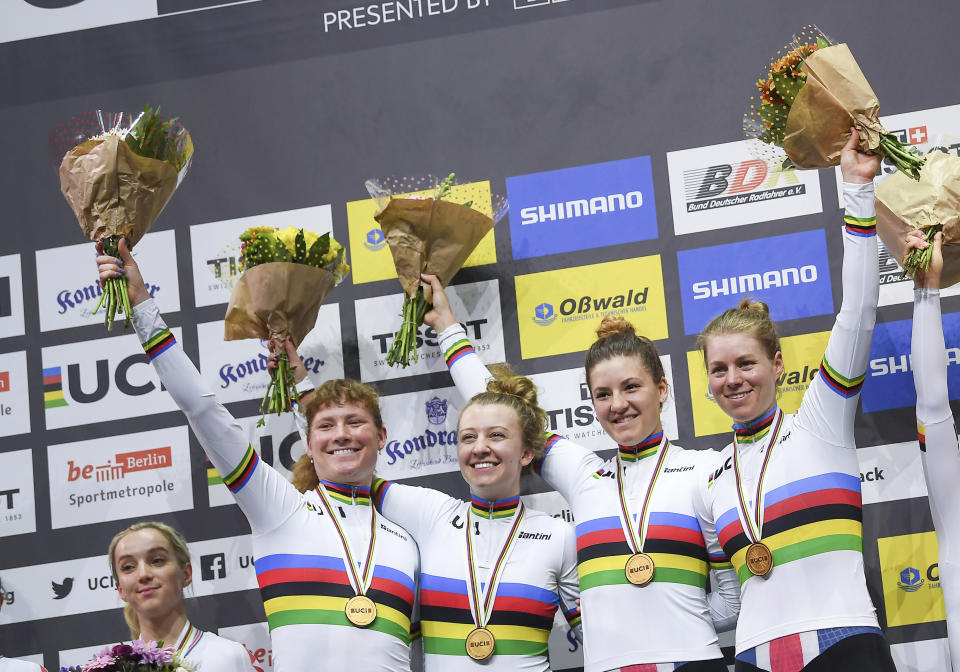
[47,426,194,530]
[219,623,272,672]
[0,253,25,339]
[189,205,334,308]
[41,328,184,430]
[857,441,928,506]
[0,350,31,438]
[890,637,951,672]
[0,449,37,538]
[35,231,180,333]
[666,139,823,236]
[356,279,505,382]
[197,305,344,405]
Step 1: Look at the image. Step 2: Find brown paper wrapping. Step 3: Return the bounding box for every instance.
[374,197,494,303]
[782,44,886,169]
[876,151,960,287]
[224,262,336,346]
[58,134,178,246]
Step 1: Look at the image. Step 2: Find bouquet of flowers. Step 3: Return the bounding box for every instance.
[60,641,192,672]
[52,107,194,330]
[225,225,349,421]
[876,149,960,284]
[364,173,505,368]
[744,25,925,179]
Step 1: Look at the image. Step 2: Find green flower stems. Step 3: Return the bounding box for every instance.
[386,286,431,368]
[879,133,926,182]
[902,225,944,277]
[92,235,132,331]
[258,348,298,427]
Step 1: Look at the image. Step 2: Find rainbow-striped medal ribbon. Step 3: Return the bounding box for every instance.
[616,435,671,586]
[315,483,379,627]
[463,500,526,661]
[732,407,785,578]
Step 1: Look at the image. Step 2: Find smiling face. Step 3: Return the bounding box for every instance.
[704,332,783,425]
[457,403,534,501]
[589,355,669,446]
[114,528,191,621]
[306,402,386,486]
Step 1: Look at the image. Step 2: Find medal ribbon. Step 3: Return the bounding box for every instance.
[175,622,203,659]
[732,408,784,543]
[616,435,670,555]
[316,484,378,597]
[465,501,526,629]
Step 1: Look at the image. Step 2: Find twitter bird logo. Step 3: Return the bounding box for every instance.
[51,577,73,600]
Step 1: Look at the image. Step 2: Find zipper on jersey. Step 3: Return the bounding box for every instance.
[351,485,357,505]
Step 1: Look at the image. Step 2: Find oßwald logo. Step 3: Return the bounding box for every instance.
[532,303,556,327]
[897,567,924,592]
[201,553,227,581]
[51,577,74,599]
[364,228,386,251]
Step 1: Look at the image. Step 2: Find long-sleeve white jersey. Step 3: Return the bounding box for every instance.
[371,480,582,672]
[174,621,253,671]
[0,657,45,672]
[696,182,881,653]
[133,300,420,672]
[912,287,960,669]
[438,328,738,671]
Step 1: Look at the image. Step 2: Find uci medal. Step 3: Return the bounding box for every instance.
[746,542,773,577]
[625,552,655,586]
[345,594,377,627]
[465,626,496,661]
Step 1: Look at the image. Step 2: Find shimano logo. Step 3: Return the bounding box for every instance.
[692,265,817,300]
[870,349,960,376]
[520,191,643,226]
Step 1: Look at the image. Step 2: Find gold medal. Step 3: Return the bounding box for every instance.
[345,594,377,627]
[745,541,773,577]
[624,552,655,586]
[465,626,496,660]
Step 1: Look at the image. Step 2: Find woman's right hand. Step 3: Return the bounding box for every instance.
[905,229,944,289]
[422,273,458,333]
[96,238,150,306]
[267,336,308,384]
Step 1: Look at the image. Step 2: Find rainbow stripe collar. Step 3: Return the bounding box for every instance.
[319,480,371,506]
[470,494,520,519]
[618,430,665,462]
[732,407,779,445]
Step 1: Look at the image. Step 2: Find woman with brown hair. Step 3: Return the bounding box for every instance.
[694,130,896,671]
[95,244,419,672]
[424,274,738,671]
[107,521,251,669]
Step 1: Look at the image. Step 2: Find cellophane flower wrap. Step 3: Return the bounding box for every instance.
[224,225,349,421]
[59,640,193,671]
[51,108,194,330]
[876,150,960,284]
[744,25,924,179]
[364,173,506,368]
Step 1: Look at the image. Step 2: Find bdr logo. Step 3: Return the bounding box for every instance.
[41,331,182,429]
[201,553,227,581]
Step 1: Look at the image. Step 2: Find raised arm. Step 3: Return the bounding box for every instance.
[796,129,881,446]
[97,240,303,534]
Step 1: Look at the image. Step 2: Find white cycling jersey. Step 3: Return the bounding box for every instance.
[132,301,419,672]
[174,621,253,671]
[438,327,738,671]
[697,182,881,653]
[0,657,45,672]
[372,481,581,672]
[913,287,960,670]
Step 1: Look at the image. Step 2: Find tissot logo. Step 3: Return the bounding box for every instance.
[677,230,832,335]
[201,553,227,581]
[506,156,657,259]
[371,319,487,356]
[0,488,18,509]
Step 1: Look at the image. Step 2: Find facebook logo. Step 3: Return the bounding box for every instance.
[200,553,226,581]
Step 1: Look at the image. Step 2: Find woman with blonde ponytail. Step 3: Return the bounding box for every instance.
[369,344,582,670]
[695,131,896,671]
[95,249,419,672]
[426,271,738,671]
[107,521,251,669]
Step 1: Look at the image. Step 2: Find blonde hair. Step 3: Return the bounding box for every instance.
[292,379,383,493]
[585,316,666,391]
[697,298,781,365]
[108,521,191,639]
[461,363,548,460]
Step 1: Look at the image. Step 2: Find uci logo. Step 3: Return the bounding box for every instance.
[532,303,556,326]
[42,355,159,409]
[364,228,386,251]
